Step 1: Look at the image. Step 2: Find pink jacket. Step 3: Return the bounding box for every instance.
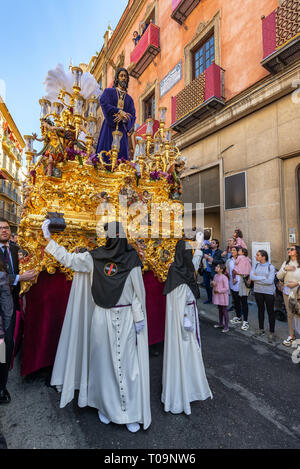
[212,273,229,306]
[235,237,247,249]
[235,255,252,275]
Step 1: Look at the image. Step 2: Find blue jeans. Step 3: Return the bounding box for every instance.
[203,270,212,302]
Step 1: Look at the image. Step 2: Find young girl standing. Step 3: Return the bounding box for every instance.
[212,263,230,333]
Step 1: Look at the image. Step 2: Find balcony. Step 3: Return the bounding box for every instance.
[261,0,300,74]
[171,63,225,133]
[130,24,160,79]
[135,120,160,139]
[0,180,20,204]
[0,209,18,226]
[171,0,201,25]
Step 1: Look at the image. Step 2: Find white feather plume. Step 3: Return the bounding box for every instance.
[43,63,102,103]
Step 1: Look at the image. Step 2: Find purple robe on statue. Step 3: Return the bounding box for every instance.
[96,87,136,160]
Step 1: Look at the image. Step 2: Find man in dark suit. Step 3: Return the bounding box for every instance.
[0,217,36,404]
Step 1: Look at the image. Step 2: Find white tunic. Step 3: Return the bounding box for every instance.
[45,240,151,429]
[162,283,213,415]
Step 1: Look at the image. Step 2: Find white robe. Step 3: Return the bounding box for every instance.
[45,240,151,429]
[162,258,212,414]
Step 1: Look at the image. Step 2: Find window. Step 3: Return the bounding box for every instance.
[143,92,155,120]
[141,8,156,35]
[224,172,247,210]
[193,35,215,79]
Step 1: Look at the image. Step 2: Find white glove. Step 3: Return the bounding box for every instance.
[42,219,51,240]
[196,231,204,246]
[183,315,193,331]
[135,320,145,334]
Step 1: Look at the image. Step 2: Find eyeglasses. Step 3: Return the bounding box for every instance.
[287,247,296,251]
[0,227,10,231]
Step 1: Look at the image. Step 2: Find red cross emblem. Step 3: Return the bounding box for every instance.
[104,263,118,277]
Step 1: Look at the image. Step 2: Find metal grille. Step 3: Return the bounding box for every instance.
[176,72,205,121]
[276,0,300,48]
[181,166,220,208]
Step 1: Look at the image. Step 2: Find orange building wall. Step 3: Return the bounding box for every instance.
[103,0,278,128]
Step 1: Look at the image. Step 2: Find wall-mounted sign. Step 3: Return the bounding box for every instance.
[159,61,182,98]
[252,242,271,267]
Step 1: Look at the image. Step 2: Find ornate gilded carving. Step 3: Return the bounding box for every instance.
[20,68,186,294]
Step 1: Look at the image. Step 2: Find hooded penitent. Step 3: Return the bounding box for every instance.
[163,239,200,300]
[90,222,143,308]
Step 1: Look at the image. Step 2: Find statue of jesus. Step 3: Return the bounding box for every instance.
[96,68,136,160]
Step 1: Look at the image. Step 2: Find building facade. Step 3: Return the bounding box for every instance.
[0,96,24,231]
[88,0,300,267]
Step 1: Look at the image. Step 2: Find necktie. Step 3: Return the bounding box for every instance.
[2,246,13,275]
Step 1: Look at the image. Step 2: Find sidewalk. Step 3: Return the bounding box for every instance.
[197,286,298,358]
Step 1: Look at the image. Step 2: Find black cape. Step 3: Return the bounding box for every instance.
[163,239,200,300]
[90,222,143,308]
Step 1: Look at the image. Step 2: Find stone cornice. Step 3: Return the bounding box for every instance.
[174,62,300,150]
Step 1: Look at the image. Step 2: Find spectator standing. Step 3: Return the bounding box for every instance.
[201,229,211,249]
[212,263,230,333]
[222,238,236,261]
[201,231,212,303]
[10,233,18,247]
[0,218,36,404]
[276,246,300,347]
[203,239,224,304]
[141,22,149,35]
[227,246,242,324]
[205,239,224,279]
[233,247,252,331]
[0,260,14,404]
[132,31,141,47]
[233,229,247,249]
[250,250,276,343]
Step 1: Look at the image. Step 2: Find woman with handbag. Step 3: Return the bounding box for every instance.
[276,246,300,347]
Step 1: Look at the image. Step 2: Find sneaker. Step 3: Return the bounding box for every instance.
[213,324,223,329]
[282,336,295,347]
[241,321,249,331]
[222,328,229,333]
[230,317,242,324]
[255,329,265,337]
